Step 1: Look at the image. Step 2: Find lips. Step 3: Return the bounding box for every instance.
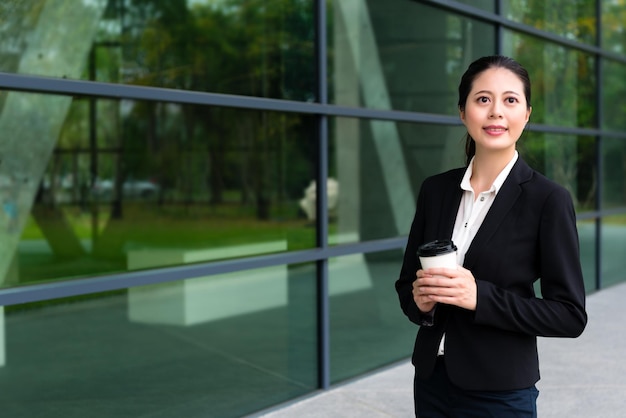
[484,125,508,134]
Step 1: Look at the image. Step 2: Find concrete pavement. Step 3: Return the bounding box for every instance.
[251,281,626,417]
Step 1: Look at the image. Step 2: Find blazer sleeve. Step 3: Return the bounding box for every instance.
[473,185,588,337]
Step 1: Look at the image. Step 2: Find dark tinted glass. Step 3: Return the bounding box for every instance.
[577,219,596,293]
[4,92,316,288]
[602,60,626,131]
[1,263,318,417]
[329,249,414,383]
[518,132,596,212]
[0,0,315,101]
[602,215,626,288]
[503,31,596,128]
[602,137,626,209]
[602,1,626,53]
[329,117,466,244]
[330,0,494,113]
[503,0,597,45]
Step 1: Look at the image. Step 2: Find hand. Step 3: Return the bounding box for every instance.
[412,272,437,313]
[413,266,477,311]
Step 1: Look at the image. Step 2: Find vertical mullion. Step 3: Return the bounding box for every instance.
[495,0,503,54]
[314,0,330,390]
[88,47,99,249]
[594,0,603,290]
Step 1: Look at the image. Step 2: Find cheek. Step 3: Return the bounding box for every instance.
[463,110,482,126]
[513,111,529,126]
[465,116,485,135]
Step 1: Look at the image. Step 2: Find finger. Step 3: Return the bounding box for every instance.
[417,276,452,288]
[425,266,460,277]
[416,269,433,279]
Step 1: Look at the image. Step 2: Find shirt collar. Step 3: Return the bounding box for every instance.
[460,151,518,194]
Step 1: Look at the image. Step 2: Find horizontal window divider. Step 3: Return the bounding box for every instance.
[0,72,459,125]
[1,206,624,306]
[526,123,626,139]
[577,211,600,221]
[577,207,626,220]
[0,237,407,307]
[421,0,626,64]
[1,72,626,140]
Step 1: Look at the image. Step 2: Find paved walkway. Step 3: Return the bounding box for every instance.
[251,281,626,417]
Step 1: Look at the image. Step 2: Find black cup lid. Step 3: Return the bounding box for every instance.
[416,239,457,257]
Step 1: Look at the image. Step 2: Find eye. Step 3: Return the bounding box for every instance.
[506,97,518,104]
[477,96,490,103]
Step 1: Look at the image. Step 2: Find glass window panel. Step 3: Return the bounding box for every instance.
[602,1,626,53]
[502,31,596,128]
[0,0,315,101]
[5,91,316,288]
[329,249,414,383]
[602,137,626,209]
[330,0,494,113]
[602,60,626,131]
[502,0,597,45]
[577,219,596,293]
[601,215,626,288]
[329,118,466,245]
[518,133,596,212]
[1,263,317,416]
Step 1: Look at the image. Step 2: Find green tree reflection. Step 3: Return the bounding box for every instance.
[116,0,316,220]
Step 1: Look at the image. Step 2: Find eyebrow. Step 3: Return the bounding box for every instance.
[473,90,521,96]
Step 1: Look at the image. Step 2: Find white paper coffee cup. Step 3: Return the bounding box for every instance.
[417,239,458,270]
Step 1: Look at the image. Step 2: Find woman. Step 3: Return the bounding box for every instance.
[395,55,587,417]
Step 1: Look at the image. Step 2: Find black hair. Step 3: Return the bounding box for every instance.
[458,55,532,165]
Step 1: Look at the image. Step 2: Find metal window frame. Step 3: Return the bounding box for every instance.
[315,0,331,389]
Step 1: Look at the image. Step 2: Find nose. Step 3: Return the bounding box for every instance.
[490,102,503,118]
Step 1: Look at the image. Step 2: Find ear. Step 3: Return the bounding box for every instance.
[459,107,466,122]
[525,106,532,123]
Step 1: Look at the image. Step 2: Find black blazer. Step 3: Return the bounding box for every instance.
[395,157,587,391]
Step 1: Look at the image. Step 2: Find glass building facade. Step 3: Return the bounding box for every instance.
[0,0,624,416]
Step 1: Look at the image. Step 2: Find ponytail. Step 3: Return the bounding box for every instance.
[464,134,475,166]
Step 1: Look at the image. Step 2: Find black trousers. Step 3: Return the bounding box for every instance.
[414,357,539,418]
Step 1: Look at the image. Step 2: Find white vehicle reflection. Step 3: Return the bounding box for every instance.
[92,179,160,200]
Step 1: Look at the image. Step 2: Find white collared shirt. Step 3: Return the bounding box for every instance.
[437,151,519,356]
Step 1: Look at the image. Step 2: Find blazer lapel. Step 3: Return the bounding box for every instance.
[440,171,464,239]
[463,158,534,270]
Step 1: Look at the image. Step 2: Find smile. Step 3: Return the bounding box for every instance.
[484,126,508,134]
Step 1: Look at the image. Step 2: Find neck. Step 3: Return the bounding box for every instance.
[470,149,515,192]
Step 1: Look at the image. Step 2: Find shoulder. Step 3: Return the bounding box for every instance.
[516,159,574,205]
[421,167,465,190]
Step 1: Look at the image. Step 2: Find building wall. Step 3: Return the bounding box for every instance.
[0,0,624,416]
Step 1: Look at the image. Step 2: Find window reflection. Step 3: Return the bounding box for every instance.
[602,60,626,131]
[518,132,596,212]
[329,249,413,383]
[330,0,493,113]
[602,137,626,209]
[330,117,466,245]
[1,263,317,416]
[9,93,317,287]
[0,0,316,100]
[503,0,597,45]
[577,219,596,292]
[602,215,626,288]
[503,31,596,128]
[602,1,626,53]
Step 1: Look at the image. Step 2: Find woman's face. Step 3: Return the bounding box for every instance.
[460,67,531,156]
